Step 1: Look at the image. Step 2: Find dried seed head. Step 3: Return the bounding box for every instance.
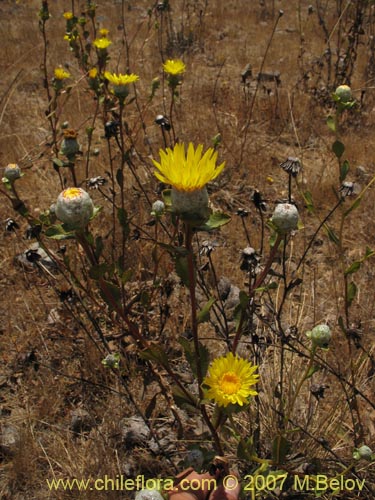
[280,157,302,177]
[339,181,355,197]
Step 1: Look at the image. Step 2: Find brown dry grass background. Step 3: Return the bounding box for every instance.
[1,0,375,499]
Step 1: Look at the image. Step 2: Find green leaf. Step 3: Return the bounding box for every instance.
[272,435,290,464]
[326,115,336,132]
[99,280,122,310]
[117,208,130,239]
[120,269,133,284]
[338,316,346,334]
[179,337,210,379]
[344,261,361,276]
[332,140,345,159]
[303,191,314,212]
[340,160,350,182]
[175,254,190,287]
[344,196,362,217]
[52,158,65,168]
[305,364,320,379]
[45,224,75,240]
[196,212,231,231]
[325,226,339,245]
[140,345,170,367]
[171,385,198,410]
[237,437,254,461]
[89,263,112,280]
[161,189,172,207]
[197,297,216,324]
[116,168,123,188]
[95,236,104,259]
[347,281,357,307]
[365,247,375,259]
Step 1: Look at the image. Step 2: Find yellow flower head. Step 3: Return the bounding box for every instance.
[163,59,186,75]
[99,28,109,37]
[64,33,78,42]
[104,71,139,86]
[54,67,70,80]
[63,11,74,20]
[153,143,225,192]
[93,37,112,50]
[63,187,82,199]
[88,67,98,79]
[203,352,259,408]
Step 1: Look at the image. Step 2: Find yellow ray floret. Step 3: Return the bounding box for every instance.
[203,352,259,408]
[153,143,225,192]
[104,71,139,86]
[163,59,186,75]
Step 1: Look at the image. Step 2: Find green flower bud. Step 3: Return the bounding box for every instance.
[151,200,165,217]
[335,85,352,103]
[306,324,332,349]
[4,163,21,182]
[55,187,94,228]
[171,186,210,222]
[102,353,120,369]
[353,445,373,461]
[271,203,299,233]
[60,129,80,158]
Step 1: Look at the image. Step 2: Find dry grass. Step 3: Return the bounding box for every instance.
[1,0,375,499]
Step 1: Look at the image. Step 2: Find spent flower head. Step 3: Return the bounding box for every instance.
[353,445,374,461]
[280,157,302,177]
[203,352,259,408]
[4,163,21,183]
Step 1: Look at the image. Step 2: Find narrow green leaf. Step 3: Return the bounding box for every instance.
[272,435,290,464]
[338,316,346,334]
[140,345,170,367]
[89,263,112,280]
[117,208,130,239]
[175,255,190,287]
[325,226,339,245]
[305,364,320,379]
[171,385,198,410]
[326,115,336,132]
[120,269,133,284]
[332,140,345,159]
[196,212,231,231]
[303,191,314,212]
[237,438,254,461]
[340,159,350,182]
[179,337,210,379]
[99,280,122,310]
[365,247,375,259]
[344,196,362,217]
[344,261,361,276]
[197,297,216,324]
[116,168,123,188]
[347,281,357,307]
[95,236,104,259]
[45,225,75,240]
